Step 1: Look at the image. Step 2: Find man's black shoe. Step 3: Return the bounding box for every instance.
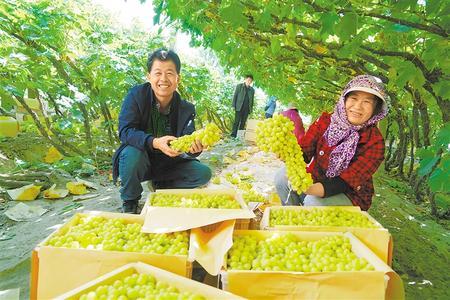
[122,201,138,214]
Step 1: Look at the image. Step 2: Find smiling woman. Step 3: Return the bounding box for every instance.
[344,91,379,126]
[275,75,389,211]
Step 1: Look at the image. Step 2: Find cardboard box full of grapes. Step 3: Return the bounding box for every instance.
[220,230,404,300]
[244,119,261,144]
[260,206,393,265]
[33,212,192,299]
[55,262,245,300]
[141,188,255,233]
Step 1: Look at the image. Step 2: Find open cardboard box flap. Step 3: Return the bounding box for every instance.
[142,188,255,233]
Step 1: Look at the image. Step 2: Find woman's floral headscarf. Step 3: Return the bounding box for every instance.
[324,75,389,178]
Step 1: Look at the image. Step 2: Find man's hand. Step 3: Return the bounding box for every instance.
[188,138,204,154]
[152,136,180,157]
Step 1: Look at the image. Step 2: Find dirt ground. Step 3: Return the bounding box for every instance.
[0,138,448,299]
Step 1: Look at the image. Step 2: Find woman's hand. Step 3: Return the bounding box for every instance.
[305,182,325,197]
[188,139,204,154]
[152,136,180,157]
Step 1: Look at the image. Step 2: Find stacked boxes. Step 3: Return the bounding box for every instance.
[244,119,261,144]
[32,188,403,299]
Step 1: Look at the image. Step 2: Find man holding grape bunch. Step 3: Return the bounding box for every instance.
[112,49,211,214]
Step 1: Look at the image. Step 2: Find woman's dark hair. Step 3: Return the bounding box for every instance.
[372,96,384,116]
[147,48,181,74]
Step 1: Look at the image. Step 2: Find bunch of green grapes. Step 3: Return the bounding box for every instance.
[270,208,378,228]
[238,181,253,191]
[224,172,240,185]
[224,172,254,186]
[242,189,266,203]
[78,272,205,300]
[211,176,221,184]
[46,216,189,255]
[256,115,313,193]
[150,193,241,209]
[170,123,222,152]
[227,234,375,272]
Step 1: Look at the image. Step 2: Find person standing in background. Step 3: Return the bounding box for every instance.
[264,96,277,118]
[231,74,255,138]
[281,102,305,144]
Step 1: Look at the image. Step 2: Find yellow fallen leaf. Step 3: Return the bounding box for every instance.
[43,184,69,199]
[237,150,249,158]
[66,182,87,195]
[314,44,328,54]
[44,146,63,164]
[7,184,42,201]
[76,177,98,189]
[287,76,298,84]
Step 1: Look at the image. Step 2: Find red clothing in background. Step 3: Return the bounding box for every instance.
[281,108,305,145]
[300,113,385,210]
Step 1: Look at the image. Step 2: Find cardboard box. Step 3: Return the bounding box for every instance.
[33,212,191,299]
[260,206,393,265]
[55,262,244,299]
[221,230,404,300]
[141,188,255,233]
[244,119,261,144]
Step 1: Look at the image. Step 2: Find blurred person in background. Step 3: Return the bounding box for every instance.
[281,102,305,144]
[264,96,277,118]
[231,74,255,138]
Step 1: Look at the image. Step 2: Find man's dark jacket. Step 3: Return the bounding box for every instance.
[112,82,197,182]
[232,83,255,113]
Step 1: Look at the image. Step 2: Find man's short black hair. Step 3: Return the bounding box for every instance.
[245,74,254,80]
[147,48,181,74]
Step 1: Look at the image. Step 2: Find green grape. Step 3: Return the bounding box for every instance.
[227,234,375,272]
[170,123,222,152]
[224,172,254,186]
[238,182,252,191]
[77,272,206,300]
[225,172,240,185]
[211,177,221,184]
[255,115,313,193]
[150,193,241,209]
[45,216,189,255]
[269,208,378,228]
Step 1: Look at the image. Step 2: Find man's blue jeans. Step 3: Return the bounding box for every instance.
[118,145,211,202]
